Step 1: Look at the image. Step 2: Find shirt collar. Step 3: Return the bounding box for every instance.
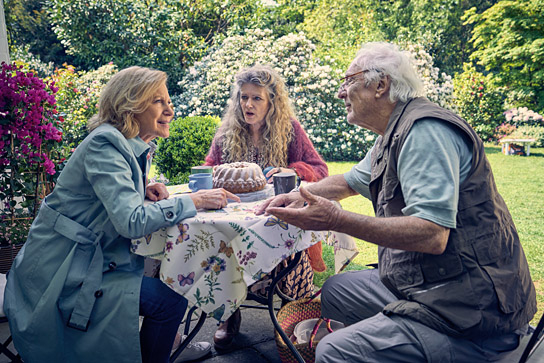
[127,136,151,158]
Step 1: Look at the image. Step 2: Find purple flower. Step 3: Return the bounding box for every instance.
[284,239,295,249]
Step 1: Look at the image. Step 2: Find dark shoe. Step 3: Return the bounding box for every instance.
[213,308,241,350]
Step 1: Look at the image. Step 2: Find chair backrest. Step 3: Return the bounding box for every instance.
[519,312,544,363]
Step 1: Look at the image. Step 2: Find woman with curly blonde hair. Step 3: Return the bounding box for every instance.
[205,64,328,181]
[204,65,328,350]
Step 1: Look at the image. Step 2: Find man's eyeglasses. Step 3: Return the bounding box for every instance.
[339,69,377,92]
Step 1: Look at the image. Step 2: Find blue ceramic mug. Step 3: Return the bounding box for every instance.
[188,173,213,192]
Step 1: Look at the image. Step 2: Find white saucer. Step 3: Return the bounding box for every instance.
[234,184,275,202]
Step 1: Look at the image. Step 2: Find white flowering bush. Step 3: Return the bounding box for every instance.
[406,44,455,110]
[503,107,543,127]
[174,29,376,161]
[10,45,55,77]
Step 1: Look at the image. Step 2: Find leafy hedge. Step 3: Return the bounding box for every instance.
[154,116,220,184]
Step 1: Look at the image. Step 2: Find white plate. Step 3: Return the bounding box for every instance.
[234,184,275,202]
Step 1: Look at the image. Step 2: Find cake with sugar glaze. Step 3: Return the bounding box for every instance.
[212,162,267,194]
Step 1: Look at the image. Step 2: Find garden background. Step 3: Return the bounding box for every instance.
[1,0,543,324]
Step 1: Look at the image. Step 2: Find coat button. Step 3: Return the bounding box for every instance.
[94,290,103,298]
[438,268,446,276]
[166,211,174,218]
[406,276,413,284]
[108,262,117,271]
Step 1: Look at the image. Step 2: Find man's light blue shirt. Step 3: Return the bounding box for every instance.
[344,118,473,228]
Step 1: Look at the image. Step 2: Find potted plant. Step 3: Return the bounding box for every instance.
[0,62,63,273]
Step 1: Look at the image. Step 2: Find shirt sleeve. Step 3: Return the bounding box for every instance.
[398,118,472,228]
[84,134,197,239]
[344,145,374,200]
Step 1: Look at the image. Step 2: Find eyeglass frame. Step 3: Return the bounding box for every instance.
[338,69,379,92]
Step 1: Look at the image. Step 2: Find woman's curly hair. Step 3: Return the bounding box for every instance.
[218,65,295,167]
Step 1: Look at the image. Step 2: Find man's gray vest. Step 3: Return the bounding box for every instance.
[369,97,536,338]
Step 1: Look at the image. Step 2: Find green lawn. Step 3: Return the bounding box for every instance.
[151,145,544,325]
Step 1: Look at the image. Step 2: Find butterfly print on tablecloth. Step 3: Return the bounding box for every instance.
[264,216,288,230]
[218,240,234,257]
[178,271,195,287]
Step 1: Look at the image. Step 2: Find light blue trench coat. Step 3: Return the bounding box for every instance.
[4,124,197,363]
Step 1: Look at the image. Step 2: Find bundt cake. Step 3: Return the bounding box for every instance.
[213,162,267,194]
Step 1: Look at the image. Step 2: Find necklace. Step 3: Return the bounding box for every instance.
[248,139,266,169]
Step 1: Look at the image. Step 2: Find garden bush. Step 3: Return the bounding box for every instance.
[494,123,517,142]
[406,44,455,111]
[0,62,63,245]
[10,45,55,77]
[494,108,544,146]
[507,126,544,147]
[453,64,505,142]
[503,107,544,128]
[154,115,220,184]
[51,63,118,163]
[499,107,544,146]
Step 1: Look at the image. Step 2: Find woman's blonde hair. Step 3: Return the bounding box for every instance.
[87,66,168,139]
[219,65,295,167]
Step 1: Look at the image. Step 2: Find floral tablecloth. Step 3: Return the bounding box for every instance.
[131,186,358,322]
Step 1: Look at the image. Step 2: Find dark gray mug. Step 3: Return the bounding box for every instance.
[273,172,299,195]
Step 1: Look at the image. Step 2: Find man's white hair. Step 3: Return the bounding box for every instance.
[353,42,424,103]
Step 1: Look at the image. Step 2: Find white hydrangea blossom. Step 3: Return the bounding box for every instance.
[406,44,455,111]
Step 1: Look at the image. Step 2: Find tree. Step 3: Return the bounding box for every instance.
[45,0,264,91]
[464,0,544,113]
[4,0,72,66]
[298,0,381,69]
[300,0,497,75]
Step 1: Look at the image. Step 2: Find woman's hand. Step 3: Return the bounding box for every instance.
[264,167,295,183]
[189,188,241,210]
[146,182,170,201]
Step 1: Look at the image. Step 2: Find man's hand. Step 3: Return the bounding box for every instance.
[146,182,169,201]
[254,190,306,215]
[264,187,343,231]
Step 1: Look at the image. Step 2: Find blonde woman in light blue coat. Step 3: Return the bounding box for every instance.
[4,66,239,363]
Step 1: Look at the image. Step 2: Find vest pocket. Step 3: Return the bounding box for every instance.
[421,253,464,283]
[472,234,524,313]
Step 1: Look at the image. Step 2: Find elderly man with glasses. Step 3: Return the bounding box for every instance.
[256,42,536,362]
